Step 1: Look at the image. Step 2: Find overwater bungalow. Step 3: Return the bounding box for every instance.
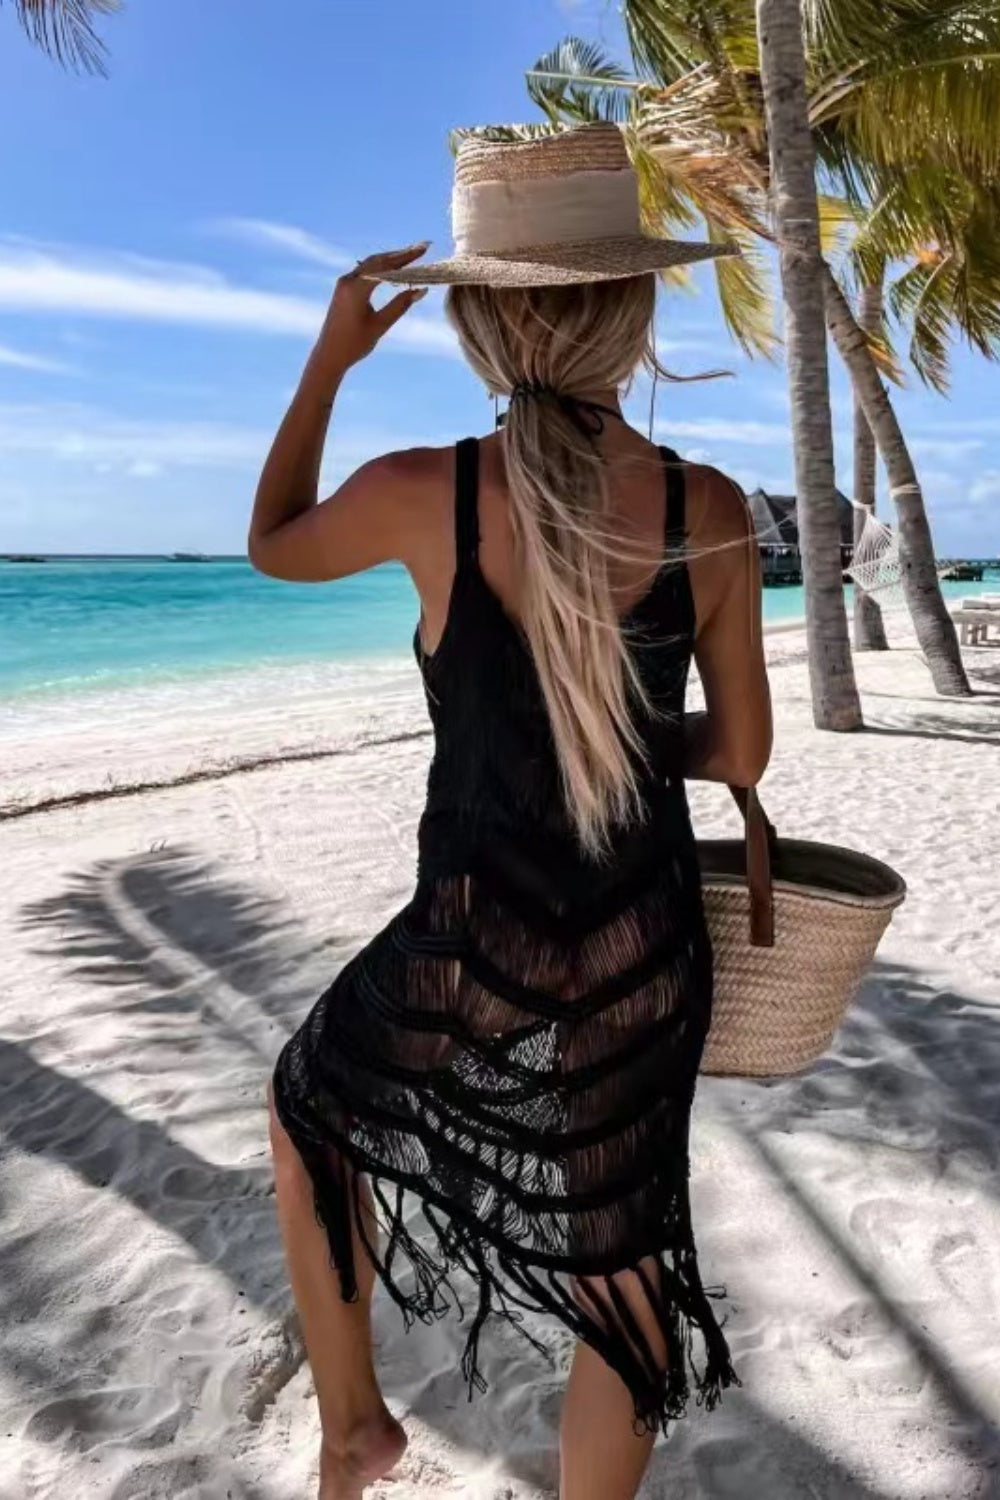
[747,488,855,587]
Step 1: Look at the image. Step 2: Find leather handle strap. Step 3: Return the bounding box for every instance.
[727,785,776,948]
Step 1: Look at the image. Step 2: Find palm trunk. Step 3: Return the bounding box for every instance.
[853,280,890,651]
[756,0,862,730]
[822,264,971,696]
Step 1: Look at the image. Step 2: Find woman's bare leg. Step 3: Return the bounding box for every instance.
[560,1263,666,1500]
[267,1088,407,1500]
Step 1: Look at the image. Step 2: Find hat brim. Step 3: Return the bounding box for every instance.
[364,235,739,288]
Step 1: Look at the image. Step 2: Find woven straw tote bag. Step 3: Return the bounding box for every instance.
[698,788,906,1077]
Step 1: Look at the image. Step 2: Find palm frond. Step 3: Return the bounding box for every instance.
[526,38,637,125]
[7,0,118,73]
[629,132,701,232]
[888,257,954,390]
[816,192,855,257]
[624,0,710,82]
[623,0,757,83]
[920,201,1000,375]
[806,0,1000,174]
[847,167,957,274]
[879,180,1000,389]
[804,0,1000,72]
[706,220,778,358]
[636,76,769,222]
[835,58,1000,176]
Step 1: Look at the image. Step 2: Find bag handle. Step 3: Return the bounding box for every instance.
[727,785,776,948]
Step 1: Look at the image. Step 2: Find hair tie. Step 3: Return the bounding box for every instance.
[507,382,622,440]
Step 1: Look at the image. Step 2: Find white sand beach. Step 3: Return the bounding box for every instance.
[2,629,999,1500]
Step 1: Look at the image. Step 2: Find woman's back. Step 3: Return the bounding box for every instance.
[429,423,691,649]
[415,436,700,899]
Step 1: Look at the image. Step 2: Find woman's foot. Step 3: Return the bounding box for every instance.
[318,1407,408,1500]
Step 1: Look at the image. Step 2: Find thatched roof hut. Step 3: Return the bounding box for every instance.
[748,488,855,551]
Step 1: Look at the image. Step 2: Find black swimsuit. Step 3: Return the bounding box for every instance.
[272,438,736,1432]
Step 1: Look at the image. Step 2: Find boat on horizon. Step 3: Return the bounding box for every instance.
[168,551,211,563]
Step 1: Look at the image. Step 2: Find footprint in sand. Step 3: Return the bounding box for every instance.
[850,1198,1000,1320]
[931,1228,996,1310]
[812,1298,927,1398]
[25,1386,180,1453]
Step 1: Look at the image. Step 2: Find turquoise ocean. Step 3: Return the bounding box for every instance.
[2,557,996,726]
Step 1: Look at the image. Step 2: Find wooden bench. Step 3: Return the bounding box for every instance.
[953,609,1000,646]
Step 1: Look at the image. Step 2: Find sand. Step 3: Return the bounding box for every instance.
[2,628,999,1499]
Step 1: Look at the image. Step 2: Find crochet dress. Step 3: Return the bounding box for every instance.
[271,437,737,1432]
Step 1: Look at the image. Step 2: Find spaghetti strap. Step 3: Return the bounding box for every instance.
[659,445,686,548]
[454,437,481,567]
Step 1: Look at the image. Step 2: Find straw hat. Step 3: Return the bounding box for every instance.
[369,123,739,288]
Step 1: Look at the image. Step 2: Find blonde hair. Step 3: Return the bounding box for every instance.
[445,275,662,858]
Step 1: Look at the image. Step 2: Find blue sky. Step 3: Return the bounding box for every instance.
[0,0,997,556]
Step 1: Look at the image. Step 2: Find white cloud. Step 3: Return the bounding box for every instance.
[208,217,353,271]
[0,402,269,471]
[657,416,983,470]
[730,468,795,495]
[652,332,741,359]
[0,341,76,375]
[908,436,984,462]
[0,238,457,357]
[970,470,1000,506]
[911,468,962,500]
[0,401,436,484]
[914,417,1000,437]
[655,417,790,446]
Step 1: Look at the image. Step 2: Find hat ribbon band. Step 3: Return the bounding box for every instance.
[452,168,642,255]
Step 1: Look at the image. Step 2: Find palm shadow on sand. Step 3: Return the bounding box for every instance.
[7,858,1000,1495]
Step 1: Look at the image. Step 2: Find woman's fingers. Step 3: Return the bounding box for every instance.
[375,287,428,334]
[353,242,430,281]
[316,244,431,366]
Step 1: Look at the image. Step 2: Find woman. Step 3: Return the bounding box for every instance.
[250,124,771,1500]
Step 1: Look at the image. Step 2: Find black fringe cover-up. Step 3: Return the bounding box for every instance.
[272,438,737,1432]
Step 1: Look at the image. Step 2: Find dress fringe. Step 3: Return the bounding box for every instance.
[275,1085,739,1437]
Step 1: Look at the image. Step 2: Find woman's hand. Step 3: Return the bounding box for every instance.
[248,243,431,577]
[309,244,429,381]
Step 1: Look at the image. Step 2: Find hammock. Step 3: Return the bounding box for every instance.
[845,504,906,609]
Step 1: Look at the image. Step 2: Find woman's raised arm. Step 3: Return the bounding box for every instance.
[247,246,428,582]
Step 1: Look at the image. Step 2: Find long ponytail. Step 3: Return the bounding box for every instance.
[446,276,661,857]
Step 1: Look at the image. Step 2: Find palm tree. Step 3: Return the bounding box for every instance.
[753,0,862,728]
[2,0,118,73]
[528,1,1000,696]
[828,169,1000,682]
[852,275,889,651]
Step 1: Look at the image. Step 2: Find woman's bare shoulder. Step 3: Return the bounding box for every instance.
[346,444,461,576]
[682,463,754,550]
[343,442,453,532]
[356,443,453,493]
